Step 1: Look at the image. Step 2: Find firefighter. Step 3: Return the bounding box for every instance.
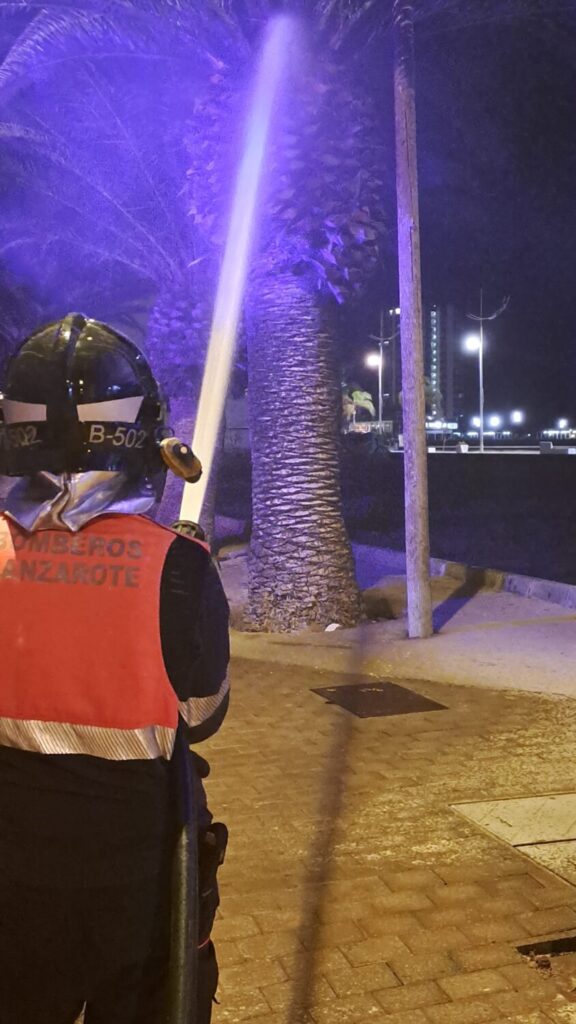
[0,313,229,1024]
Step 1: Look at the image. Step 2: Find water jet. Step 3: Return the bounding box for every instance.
[179,15,299,525]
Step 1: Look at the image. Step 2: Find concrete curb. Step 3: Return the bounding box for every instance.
[432,555,576,610]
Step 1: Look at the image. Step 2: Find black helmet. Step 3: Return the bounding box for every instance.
[0,313,171,477]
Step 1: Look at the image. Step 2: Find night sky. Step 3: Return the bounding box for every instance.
[358,8,576,425]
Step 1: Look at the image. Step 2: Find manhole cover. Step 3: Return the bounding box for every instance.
[311,681,447,718]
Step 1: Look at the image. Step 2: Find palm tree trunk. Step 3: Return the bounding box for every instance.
[245,267,362,632]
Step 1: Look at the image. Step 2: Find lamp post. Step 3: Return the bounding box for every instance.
[465,289,510,453]
[369,310,397,433]
[463,332,484,451]
[365,349,384,431]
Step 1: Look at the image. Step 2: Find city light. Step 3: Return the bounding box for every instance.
[365,352,382,369]
[511,410,524,425]
[488,414,502,428]
[463,334,481,353]
[471,416,481,428]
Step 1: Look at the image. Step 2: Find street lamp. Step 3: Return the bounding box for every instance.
[511,410,524,425]
[558,418,569,430]
[488,414,502,429]
[365,350,384,431]
[463,333,484,451]
[465,290,510,454]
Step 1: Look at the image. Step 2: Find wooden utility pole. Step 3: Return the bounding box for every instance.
[393,0,433,638]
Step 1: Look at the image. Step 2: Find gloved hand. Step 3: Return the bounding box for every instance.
[171,519,207,542]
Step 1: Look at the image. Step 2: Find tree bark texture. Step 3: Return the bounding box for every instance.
[393,0,433,638]
[245,268,362,632]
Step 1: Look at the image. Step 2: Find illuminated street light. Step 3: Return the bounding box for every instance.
[471,416,481,428]
[511,410,524,425]
[365,353,381,369]
[465,291,509,454]
[463,333,484,450]
[365,350,384,431]
[558,418,569,430]
[464,334,481,353]
[488,414,502,429]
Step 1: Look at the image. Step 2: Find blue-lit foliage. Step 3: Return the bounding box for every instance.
[0,2,386,344]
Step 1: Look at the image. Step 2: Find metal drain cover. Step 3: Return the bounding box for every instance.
[311,681,447,718]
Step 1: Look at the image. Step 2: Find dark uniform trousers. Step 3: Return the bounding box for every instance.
[0,870,219,1024]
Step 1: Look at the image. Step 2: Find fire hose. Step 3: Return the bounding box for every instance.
[162,442,227,1024]
[165,727,199,1024]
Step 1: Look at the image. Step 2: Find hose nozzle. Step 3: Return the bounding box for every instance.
[160,438,202,483]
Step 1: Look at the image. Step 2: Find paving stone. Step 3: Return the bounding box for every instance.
[453,943,525,971]
[280,948,351,978]
[424,997,500,1023]
[428,883,491,905]
[519,907,576,935]
[544,998,576,1021]
[375,980,449,1013]
[388,951,458,984]
[382,868,445,891]
[308,993,386,1022]
[489,986,558,1016]
[438,969,514,1000]
[214,990,272,1021]
[236,929,304,960]
[356,913,421,937]
[217,939,247,967]
[262,975,336,1010]
[342,934,412,966]
[252,1014,315,1024]
[252,913,305,937]
[375,1013,429,1024]
[325,962,400,998]
[524,885,576,909]
[375,890,436,913]
[316,899,379,924]
[218,957,287,994]
[502,1012,557,1024]
[214,914,262,942]
[301,920,365,949]
[462,918,530,944]
[483,874,547,897]
[433,862,526,884]
[499,962,555,993]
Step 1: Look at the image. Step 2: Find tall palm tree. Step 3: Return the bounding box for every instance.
[0,0,388,631]
[0,0,567,628]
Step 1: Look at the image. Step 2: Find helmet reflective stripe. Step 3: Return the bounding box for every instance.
[3,400,48,424]
[77,397,144,423]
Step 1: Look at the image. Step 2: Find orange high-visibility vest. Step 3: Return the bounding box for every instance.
[0,513,187,760]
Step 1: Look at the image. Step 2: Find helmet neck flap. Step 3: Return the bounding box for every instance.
[4,470,159,533]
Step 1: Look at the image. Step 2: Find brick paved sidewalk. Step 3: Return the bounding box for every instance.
[202,655,576,1024]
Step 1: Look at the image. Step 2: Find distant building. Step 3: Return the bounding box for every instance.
[385,304,457,422]
[425,305,456,420]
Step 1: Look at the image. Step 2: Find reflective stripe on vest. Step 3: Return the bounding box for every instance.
[0,514,181,760]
